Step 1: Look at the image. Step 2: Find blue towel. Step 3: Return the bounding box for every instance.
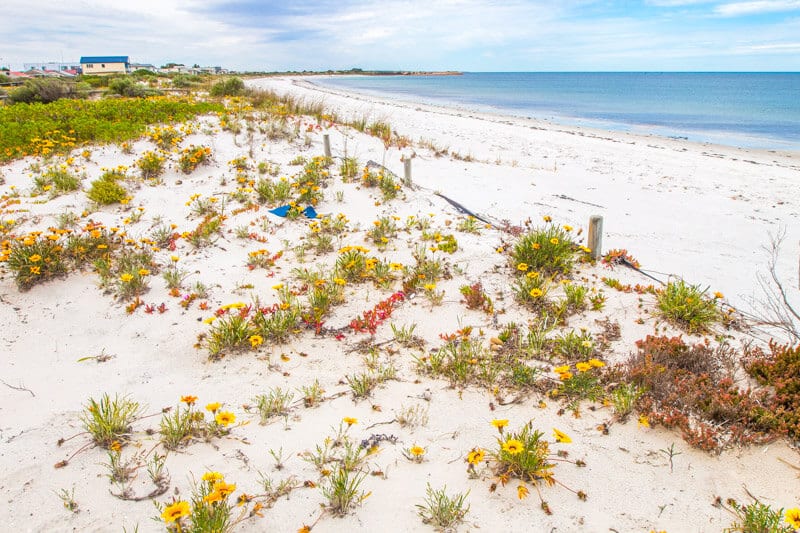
[268,205,291,217]
[268,205,318,219]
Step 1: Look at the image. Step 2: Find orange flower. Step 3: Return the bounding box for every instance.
[181,395,197,405]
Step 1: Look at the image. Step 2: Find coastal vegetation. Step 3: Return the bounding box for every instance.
[0,74,797,532]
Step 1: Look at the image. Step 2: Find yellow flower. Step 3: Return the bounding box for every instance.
[550,238,559,245]
[502,438,524,455]
[213,480,237,497]
[559,371,573,381]
[553,365,570,374]
[553,428,572,443]
[109,440,121,452]
[333,277,346,286]
[517,484,529,500]
[423,283,436,291]
[409,445,426,457]
[120,273,134,282]
[249,335,264,348]
[161,500,191,523]
[466,448,485,465]
[29,254,42,262]
[202,471,224,482]
[563,225,573,232]
[215,411,236,426]
[203,491,223,504]
[171,255,180,262]
[588,358,605,368]
[205,402,221,413]
[638,415,650,428]
[203,317,216,324]
[343,417,357,426]
[516,262,528,271]
[181,395,197,405]
[138,268,150,276]
[575,362,591,372]
[543,215,552,222]
[272,283,283,290]
[714,291,724,299]
[491,419,508,432]
[785,508,800,529]
[529,288,544,298]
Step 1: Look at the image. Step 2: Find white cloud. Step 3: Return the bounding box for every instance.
[715,0,800,16]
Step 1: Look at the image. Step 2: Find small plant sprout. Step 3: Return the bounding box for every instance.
[253,387,295,424]
[298,380,325,407]
[660,442,682,473]
[610,382,644,420]
[321,466,369,516]
[56,486,79,513]
[416,483,470,530]
[396,403,429,430]
[80,393,143,448]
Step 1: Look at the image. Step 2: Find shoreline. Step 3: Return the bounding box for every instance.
[304,74,800,154]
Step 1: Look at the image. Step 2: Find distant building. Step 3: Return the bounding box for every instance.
[80,56,130,75]
[159,63,191,74]
[23,62,82,73]
[198,66,226,74]
[130,63,157,73]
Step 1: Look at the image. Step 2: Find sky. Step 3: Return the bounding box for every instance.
[1,0,799,71]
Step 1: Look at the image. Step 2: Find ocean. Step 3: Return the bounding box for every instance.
[314,72,800,150]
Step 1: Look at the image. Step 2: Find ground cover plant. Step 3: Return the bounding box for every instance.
[0,97,223,162]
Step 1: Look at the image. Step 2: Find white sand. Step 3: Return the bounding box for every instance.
[0,77,798,532]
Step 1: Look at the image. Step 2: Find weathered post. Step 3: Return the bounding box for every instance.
[588,215,603,261]
[403,157,412,187]
[323,134,331,159]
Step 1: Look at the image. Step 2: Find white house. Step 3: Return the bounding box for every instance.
[80,56,130,75]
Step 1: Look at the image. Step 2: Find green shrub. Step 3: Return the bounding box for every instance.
[87,175,127,205]
[107,77,151,98]
[512,223,576,277]
[136,150,166,180]
[210,77,245,97]
[34,164,81,194]
[656,279,719,333]
[8,79,87,104]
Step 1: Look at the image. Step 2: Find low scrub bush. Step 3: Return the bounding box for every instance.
[618,335,778,452]
[210,77,245,97]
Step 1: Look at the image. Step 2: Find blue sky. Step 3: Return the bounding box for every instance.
[2,0,799,71]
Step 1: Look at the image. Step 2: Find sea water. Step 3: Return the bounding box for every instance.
[315,72,800,150]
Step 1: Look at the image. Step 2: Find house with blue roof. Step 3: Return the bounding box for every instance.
[80,56,130,75]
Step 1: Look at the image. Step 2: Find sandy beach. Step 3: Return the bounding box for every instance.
[1,76,798,532]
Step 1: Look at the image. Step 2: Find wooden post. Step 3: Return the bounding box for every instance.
[588,215,603,260]
[403,158,412,186]
[323,134,331,159]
